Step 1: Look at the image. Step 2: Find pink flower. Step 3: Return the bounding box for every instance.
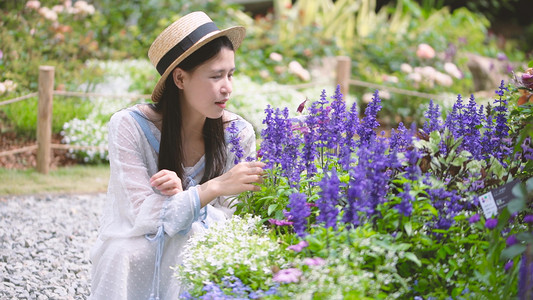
[273,268,302,283]
[25,0,41,10]
[303,257,326,266]
[416,43,435,59]
[268,219,293,226]
[286,240,309,252]
[521,68,533,89]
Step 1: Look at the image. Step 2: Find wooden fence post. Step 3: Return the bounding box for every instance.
[36,66,54,174]
[335,56,351,100]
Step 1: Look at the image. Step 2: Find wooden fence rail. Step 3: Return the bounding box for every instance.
[1,58,446,174]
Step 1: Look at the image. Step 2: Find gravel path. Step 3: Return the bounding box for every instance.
[0,193,105,299]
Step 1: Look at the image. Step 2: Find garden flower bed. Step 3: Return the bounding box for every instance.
[175,76,533,299]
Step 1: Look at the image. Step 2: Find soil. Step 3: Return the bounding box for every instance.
[0,131,79,170]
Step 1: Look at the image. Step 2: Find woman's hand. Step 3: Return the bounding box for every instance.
[197,161,265,205]
[150,169,183,196]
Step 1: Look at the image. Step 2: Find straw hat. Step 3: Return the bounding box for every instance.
[148,11,246,102]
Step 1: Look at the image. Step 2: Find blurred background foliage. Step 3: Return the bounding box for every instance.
[0,0,531,139]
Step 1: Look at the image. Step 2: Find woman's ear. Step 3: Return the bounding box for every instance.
[172,68,185,90]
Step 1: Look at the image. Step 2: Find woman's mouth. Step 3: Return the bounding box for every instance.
[215,100,227,109]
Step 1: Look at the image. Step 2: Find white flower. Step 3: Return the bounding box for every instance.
[269,52,283,62]
[0,82,6,95]
[362,93,373,104]
[444,62,462,79]
[38,7,58,21]
[288,61,311,81]
[434,72,453,87]
[3,80,17,92]
[52,5,64,13]
[400,63,413,73]
[407,72,422,82]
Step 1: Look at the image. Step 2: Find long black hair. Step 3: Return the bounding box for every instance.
[153,36,234,185]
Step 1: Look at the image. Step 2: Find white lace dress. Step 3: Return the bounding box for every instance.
[89,105,256,300]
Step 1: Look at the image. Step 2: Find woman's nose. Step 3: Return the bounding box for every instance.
[221,77,232,95]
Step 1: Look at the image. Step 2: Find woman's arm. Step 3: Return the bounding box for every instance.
[106,110,201,238]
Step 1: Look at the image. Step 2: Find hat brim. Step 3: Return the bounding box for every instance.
[151,26,246,102]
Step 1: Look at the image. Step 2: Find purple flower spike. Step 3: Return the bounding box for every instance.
[507,235,519,247]
[287,193,311,237]
[469,214,480,224]
[524,215,533,223]
[273,268,303,283]
[505,260,514,272]
[485,218,498,230]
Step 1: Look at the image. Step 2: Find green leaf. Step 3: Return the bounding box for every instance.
[500,244,527,261]
[528,60,533,68]
[507,198,525,214]
[527,177,533,191]
[404,252,422,267]
[516,232,533,244]
[404,222,413,236]
[267,204,278,216]
[512,182,527,201]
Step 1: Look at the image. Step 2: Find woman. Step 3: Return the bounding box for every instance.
[89,12,265,299]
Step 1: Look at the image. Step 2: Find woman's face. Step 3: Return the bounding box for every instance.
[176,47,235,120]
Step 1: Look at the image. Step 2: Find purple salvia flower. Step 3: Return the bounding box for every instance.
[338,101,359,169]
[287,193,311,237]
[226,122,244,165]
[469,213,480,223]
[325,85,347,153]
[518,252,533,300]
[281,120,304,187]
[396,183,414,216]
[505,260,514,272]
[342,169,364,228]
[260,105,280,168]
[480,107,495,160]
[357,90,382,146]
[423,99,442,134]
[349,138,396,219]
[492,80,511,162]
[428,188,464,230]
[317,169,340,229]
[524,215,533,223]
[444,94,465,138]
[390,122,412,152]
[462,94,483,159]
[485,218,498,229]
[404,149,422,181]
[506,235,519,247]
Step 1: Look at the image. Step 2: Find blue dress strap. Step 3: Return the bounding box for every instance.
[129,109,163,299]
[129,110,160,154]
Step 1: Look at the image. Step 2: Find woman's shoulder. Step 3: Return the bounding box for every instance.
[223,110,254,133]
[109,105,140,122]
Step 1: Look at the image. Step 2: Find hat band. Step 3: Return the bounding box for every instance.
[156,22,219,75]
